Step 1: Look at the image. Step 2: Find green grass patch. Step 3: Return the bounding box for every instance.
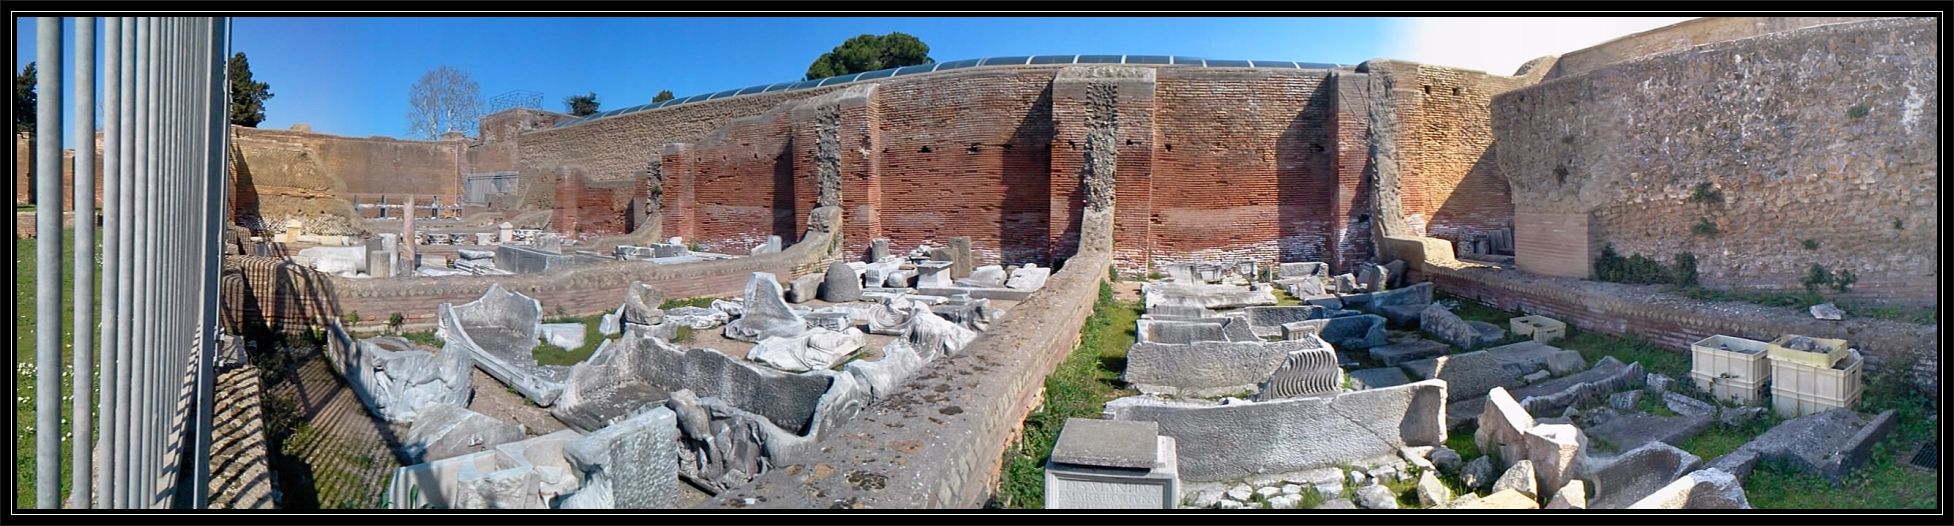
[1673,286,1935,325]
[397,330,444,349]
[1445,424,1482,462]
[659,296,718,310]
[672,325,694,344]
[532,315,607,367]
[15,228,101,509]
[1634,391,1678,417]
[1745,441,1935,509]
[995,281,1141,509]
[1272,286,1302,307]
[1553,330,1689,378]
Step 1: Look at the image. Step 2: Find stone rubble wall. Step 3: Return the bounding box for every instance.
[1544,17,1884,81]
[1494,17,1937,305]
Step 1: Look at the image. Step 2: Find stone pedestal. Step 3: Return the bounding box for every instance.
[948,236,973,279]
[1043,418,1181,509]
[498,222,514,245]
[914,261,954,288]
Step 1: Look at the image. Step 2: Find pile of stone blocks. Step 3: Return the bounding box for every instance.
[1472,386,1753,509]
[1043,419,1182,509]
[1122,337,1337,399]
[323,329,473,424]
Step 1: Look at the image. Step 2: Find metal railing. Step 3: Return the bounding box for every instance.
[29,16,231,509]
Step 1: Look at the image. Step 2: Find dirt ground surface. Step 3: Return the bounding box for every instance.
[465,368,570,437]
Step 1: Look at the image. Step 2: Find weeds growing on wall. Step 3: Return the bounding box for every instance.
[1687,182,1725,206]
[995,281,1139,508]
[1801,239,1820,250]
[1593,244,1697,287]
[1690,219,1720,238]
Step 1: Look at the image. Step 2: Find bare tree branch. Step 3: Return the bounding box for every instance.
[406,65,483,140]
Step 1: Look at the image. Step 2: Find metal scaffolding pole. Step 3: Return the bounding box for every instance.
[96,15,123,508]
[191,17,228,508]
[71,16,97,510]
[34,16,65,510]
[114,16,144,509]
[134,15,156,508]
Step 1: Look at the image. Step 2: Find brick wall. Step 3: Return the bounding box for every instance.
[1513,212,1592,278]
[1495,18,1938,306]
[14,132,106,210]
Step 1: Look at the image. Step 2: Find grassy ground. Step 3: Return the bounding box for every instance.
[659,296,718,310]
[995,281,1141,509]
[1446,294,1938,509]
[14,229,100,509]
[535,314,607,366]
[1674,286,1938,325]
[1272,286,1302,306]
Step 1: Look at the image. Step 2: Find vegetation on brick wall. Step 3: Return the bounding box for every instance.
[1593,244,1697,286]
[1690,218,1720,238]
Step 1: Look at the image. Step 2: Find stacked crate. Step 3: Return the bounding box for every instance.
[1689,335,1772,404]
[1767,335,1862,418]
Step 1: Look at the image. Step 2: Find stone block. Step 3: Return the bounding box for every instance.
[1124,339,1299,397]
[1279,261,1328,279]
[605,408,681,509]
[1354,484,1397,509]
[1288,314,1387,351]
[539,323,587,350]
[1415,470,1452,508]
[1369,339,1449,367]
[1585,441,1701,509]
[1491,459,1538,499]
[403,405,525,464]
[1239,306,1325,338]
[722,272,808,343]
[1045,422,1181,510]
[1523,423,1587,498]
[914,260,955,288]
[1006,264,1051,291]
[1348,367,1412,390]
[787,273,824,303]
[1405,350,1521,403]
[1450,488,1539,509]
[960,265,1007,288]
[1105,380,1447,482]
[820,261,862,302]
[1545,479,1587,509]
[1627,469,1751,509]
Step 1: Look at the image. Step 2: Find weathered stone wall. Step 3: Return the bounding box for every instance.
[1495,17,1938,305]
[234,126,463,200]
[1545,16,1883,81]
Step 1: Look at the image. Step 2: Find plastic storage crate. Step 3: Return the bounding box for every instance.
[1766,334,1850,369]
[1771,348,1863,418]
[1509,315,1567,344]
[1690,371,1766,405]
[1691,335,1772,384]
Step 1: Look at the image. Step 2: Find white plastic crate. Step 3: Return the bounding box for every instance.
[1770,349,1863,418]
[1691,335,1771,385]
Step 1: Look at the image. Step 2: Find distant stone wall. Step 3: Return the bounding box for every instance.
[1494,18,1938,306]
[13,132,105,210]
[1545,16,1882,80]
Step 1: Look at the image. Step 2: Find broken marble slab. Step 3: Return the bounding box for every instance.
[748,327,868,373]
[328,333,474,424]
[1124,339,1311,397]
[1626,468,1751,509]
[663,306,728,330]
[1283,314,1387,350]
[1703,408,1896,483]
[722,272,808,343]
[787,273,825,303]
[1419,303,1505,349]
[556,407,681,509]
[1142,282,1278,311]
[440,284,569,407]
[1278,262,1329,279]
[914,260,955,288]
[1584,441,1702,509]
[403,404,526,464]
[903,302,978,360]
[958,265,1007,288]
[930,300,998,332]
[1238,306,1326,339]
[914,286,1033,301]
[1136,316,1258,345]
[1104,380,1447,482]
[1369,339,1449,367]
[1006,264,1051,291]
[803,311,854,332]
[386,429,585,509]
[540,323,587,350]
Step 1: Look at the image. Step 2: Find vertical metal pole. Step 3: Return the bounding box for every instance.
[114,16,142,509]
[151,18,171,506]
[191,18,226,508]
[34,16,66,509]
[96,16,122,508]
[71,16,97,510]
[135,15,156,508]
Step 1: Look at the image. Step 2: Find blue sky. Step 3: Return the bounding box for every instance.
[16,16,1688,144]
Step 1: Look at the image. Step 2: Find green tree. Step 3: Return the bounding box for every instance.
[651,89,675,103]
[227,53,274,127]
[14,63,35,133]
[804,32,932,80]
[565,92,600,116]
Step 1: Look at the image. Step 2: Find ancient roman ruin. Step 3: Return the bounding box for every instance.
[19,15,1937,512]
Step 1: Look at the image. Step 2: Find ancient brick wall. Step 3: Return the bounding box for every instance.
[550,170,638,237]
[1494,18,1938,306]
[684,105,798,254]
[1149,68,1332,270]
[13,132,106,210]
[1546,16,1884,81]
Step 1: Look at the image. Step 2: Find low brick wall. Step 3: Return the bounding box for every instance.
[224,209,842,334]
[1426,263,1937,394]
